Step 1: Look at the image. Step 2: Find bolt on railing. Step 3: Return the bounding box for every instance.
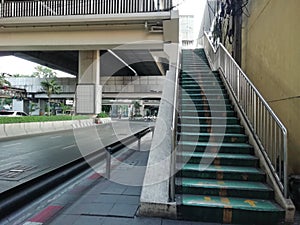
[204,32,288,198]
[0,0,173,18]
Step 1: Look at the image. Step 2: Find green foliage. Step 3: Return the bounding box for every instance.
[40,79,62,97]
[32,66,57,78]
[40,79,62,115]
[102,105,111,114]
[60,102,72,114]
[96,112,109,118]
[0,115,89,124]
[29,102,39,115]
[133,101,141,115]
[0,76,11,87]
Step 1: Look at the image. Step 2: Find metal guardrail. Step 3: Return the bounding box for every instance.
[0,0,173,18]
[169,47,181,202]
[203,32,288,197]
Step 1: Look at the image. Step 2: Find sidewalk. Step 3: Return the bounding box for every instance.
[19,132,300,225]
[21,132,217,225]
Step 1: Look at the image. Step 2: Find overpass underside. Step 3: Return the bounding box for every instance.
[0,0,179,115]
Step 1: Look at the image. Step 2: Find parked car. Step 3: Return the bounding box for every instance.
[0,111,28,117]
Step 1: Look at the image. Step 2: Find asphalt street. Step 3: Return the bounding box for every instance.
[0,120,153,194]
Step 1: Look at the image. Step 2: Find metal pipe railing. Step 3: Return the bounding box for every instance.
[0,0,172,18]
[204,32,288,198]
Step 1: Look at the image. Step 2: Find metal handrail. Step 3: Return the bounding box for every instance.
[204,32,288,198]
[169,46,181,202]
[0,0,173,18]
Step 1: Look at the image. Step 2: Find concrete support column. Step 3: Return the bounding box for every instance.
[76,50,102,115]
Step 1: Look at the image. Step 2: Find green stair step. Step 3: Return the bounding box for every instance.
[179,132,248,143]
[181,77,220,81]
[181,93,229,99]
[183,86,225,90]
[179,79,223,82]
[180,116,240,125]
[179,77,223,86]
[180,82,223,86]
[181,110,235,117]
[181,71,219,75]
[178,164,265,181]
[183,89,227,94]
[181,104,233,110]
[179,141,253,154]
[183,85,225,90]
[177,194,284,224]
[176,178,274,199]
[177,151,258,167]
[178,124,245,134]
[181,99,231,105]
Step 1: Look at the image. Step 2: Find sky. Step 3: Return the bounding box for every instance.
[0,0,206,77]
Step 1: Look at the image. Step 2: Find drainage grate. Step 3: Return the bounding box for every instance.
[0,164,48,181]
[0,164,37,179]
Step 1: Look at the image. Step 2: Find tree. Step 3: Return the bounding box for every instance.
[59,102,71,115]
[32,65,57,78]
[0,76,11,87]
[133,101,141,116]
[40,79,61,115]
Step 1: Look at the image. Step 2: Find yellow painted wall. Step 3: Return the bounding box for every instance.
[242,0,300,174]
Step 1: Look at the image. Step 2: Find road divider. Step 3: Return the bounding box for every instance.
[0,118,112,139]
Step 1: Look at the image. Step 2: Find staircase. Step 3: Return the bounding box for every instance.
[176,49,285,224]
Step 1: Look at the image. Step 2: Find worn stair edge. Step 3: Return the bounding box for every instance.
[177,194,284,224]
[176,178,274,199]
[178,164,265,182]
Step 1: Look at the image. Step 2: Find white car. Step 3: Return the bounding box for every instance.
[0,111,28,117]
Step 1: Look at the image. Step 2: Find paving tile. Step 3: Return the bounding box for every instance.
[108,203,139,217]
[67,203,114,216]
[162,219,192,225]
[118,195,140,204]
[101,217,134,225]
[75,194,100,204]
[73,215,104,225]
[92,194,120,204]
[133,217,162,225]
[100,183,127,195]
[49,214,79,225]
[123,186,142,196]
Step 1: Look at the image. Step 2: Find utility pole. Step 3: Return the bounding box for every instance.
[232,0,243,66]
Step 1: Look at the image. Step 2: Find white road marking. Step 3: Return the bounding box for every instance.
[50,136,62,139]
[62,144,76,150]
[23,222,43,225]
[3,143,22,147]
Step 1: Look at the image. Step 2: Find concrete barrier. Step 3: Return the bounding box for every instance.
[0,118,112,139]
[100,118,112,124]
[24,122,42,135]
[0,124,6,137]
[40,121,56,133]
[79,119,94,128]
[5,123,26,138]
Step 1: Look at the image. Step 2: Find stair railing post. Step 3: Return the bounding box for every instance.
[237,69,240,102]
[106,146,112,179]
[138,133,141,151]
[170,127,176,202]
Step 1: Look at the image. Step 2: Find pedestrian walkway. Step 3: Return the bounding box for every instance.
[19,131,299,225]
[20,132,219,225]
